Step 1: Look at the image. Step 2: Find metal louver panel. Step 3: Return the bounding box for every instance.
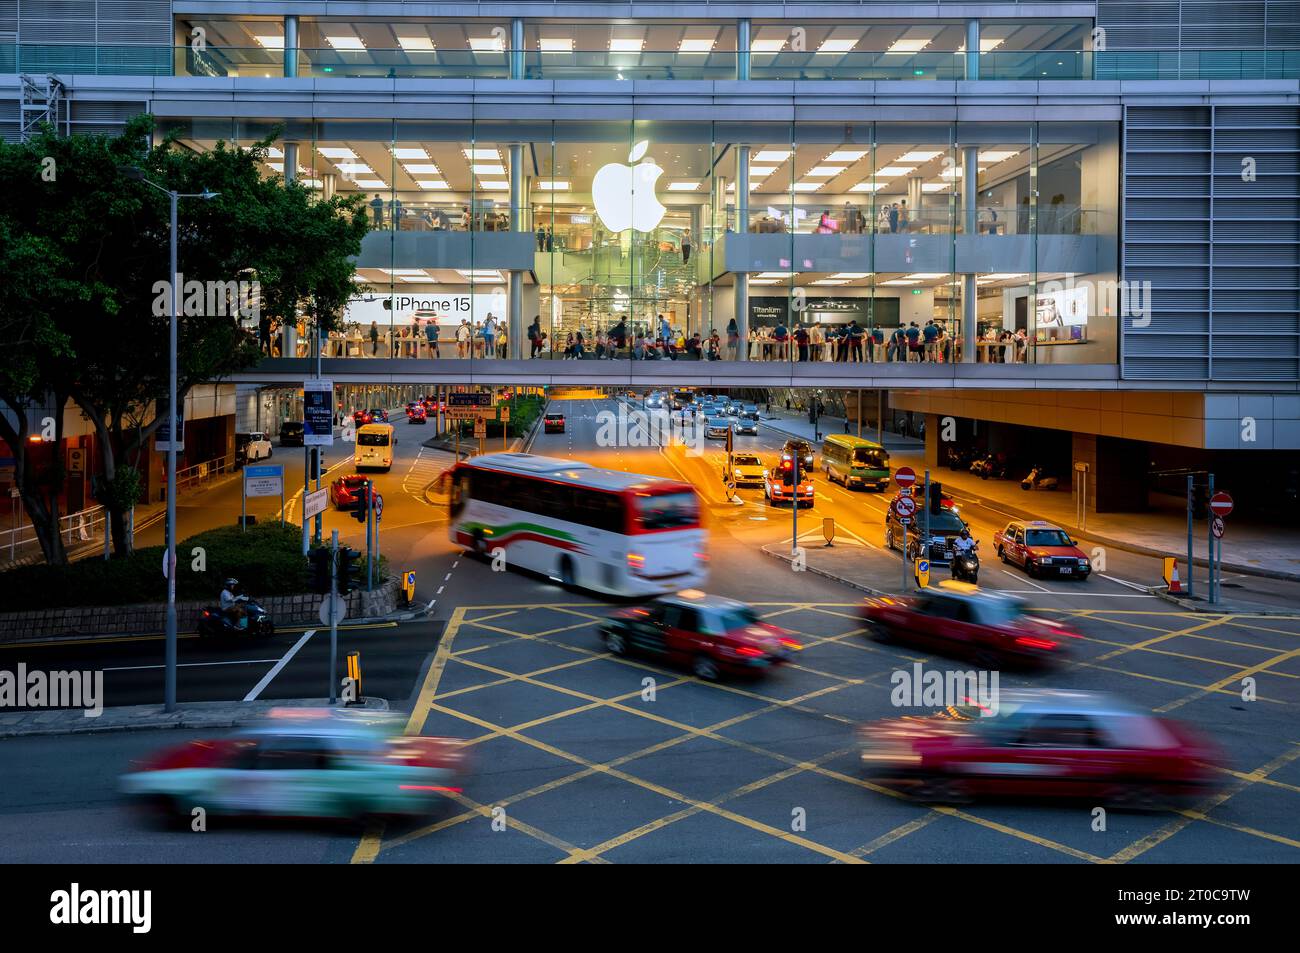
[1122,105,1300,383]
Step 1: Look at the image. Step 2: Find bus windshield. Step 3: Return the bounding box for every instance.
[853,448,888,467]
[633,492,699,530]
[357,432,390,447]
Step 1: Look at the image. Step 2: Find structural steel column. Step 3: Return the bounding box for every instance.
[733,145,751,360]
[508,142,525,359]
[737,19,751,80]
[510,18,525,79]
[283,15,299,78]
[965,19,979,80]
[961,145,979,362]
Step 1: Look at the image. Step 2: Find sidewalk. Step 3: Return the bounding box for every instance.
[758,407,1300,583]
[0,695,389,739]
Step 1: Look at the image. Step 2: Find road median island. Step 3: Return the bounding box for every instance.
[0,522,404,643]
[760,541,891,596]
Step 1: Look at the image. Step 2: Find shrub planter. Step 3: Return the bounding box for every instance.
[0,578,401,644]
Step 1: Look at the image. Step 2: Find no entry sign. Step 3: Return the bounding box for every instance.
[894,466,916,489]
[1209,491,1233,517]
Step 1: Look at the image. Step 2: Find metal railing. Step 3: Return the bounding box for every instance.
[1,503,109,565]
[4,45,1299,81]
[173,453,238,494]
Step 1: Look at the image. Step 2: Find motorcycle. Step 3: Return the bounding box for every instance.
[970,452,1008,480]
[197,599,275,639]
[1021,465,1059,491]
[949,542,980,583]
[945,445,973,471]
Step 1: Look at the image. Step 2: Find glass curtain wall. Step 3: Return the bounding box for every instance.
[157,115,1119,366]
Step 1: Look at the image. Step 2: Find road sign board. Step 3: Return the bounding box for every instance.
[895,495,917,517]
[499,406,510,422]
[1212,515,1225,539]
[304,487,328,520]
[448,393,492,409]
[897,515,912,527]
[473,418,487,438]
[373,493,384,521]
[319,593,347,626]
[244,464,284,498]
[1209,491,1233,517]
[155,402,184,452]
[304,379,335,447]
[894,466,916,489]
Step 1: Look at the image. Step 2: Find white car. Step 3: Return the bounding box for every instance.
[724,453,766,487]
[237,432,273,463]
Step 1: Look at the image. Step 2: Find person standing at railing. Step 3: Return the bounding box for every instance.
[369,321,380,356]
[726,317,739,360]
[456,319,471,358]
[425,318,441,358]
[536,223,547,251]
[898,200,910,233]
[923,320,939,361]
[545,227,554,252]
[482,314,498,359]
[681,228,692,264]
[795,324,810,362]
[887,203,899,234]
[528,316,543,358]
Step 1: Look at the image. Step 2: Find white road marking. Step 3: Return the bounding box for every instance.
[1003,568,1050,592]
[104,659,282,673]
[243,629,316,701]
[436,585,445,595]
[1100,572,1149,592]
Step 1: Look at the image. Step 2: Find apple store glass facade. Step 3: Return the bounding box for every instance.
[160,117,1119,366]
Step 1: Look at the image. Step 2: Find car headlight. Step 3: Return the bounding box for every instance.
[1077,558,1089,567]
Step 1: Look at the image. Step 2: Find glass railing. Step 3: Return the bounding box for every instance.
[751,51,964,81]
[3,45,1296,82]
[1096,49,1300,80]
[729,203,1106,236]
[360,201,532,233]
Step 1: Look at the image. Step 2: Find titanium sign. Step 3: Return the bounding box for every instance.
[304,379,335,447]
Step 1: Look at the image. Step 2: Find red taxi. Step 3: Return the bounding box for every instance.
[764,459,814,507]
[861,582,1077,668]
[601,590,801,681]
[994,520,1092,580]
[330,474,372,510]
[858,689,1225,806]
[408,404,427,424]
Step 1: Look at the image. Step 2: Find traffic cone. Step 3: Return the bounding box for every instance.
[1169,561,1183,594]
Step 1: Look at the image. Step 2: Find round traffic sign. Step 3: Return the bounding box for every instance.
[1209,491,1233,517]
[1212,515,1225,539]
[895,495,917,517]
[373,493,384,521]
[895,466,917,489]
[319,593,347,625]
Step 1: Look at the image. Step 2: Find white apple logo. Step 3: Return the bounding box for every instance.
[591,140,667,233]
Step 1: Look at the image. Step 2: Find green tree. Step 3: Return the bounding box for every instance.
[0,116,368,562]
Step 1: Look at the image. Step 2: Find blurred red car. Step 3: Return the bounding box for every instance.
[601,590,801,681]
[408,405,427,424]
[330,474,371,509]
[861,582,1077,668]
[352,409,374,426]
[858,689,1225,806]
[544,412,565,433]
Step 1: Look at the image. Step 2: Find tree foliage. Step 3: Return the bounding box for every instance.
[0,115,369,563]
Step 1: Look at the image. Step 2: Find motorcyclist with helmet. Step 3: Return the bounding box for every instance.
[220,577,249,629]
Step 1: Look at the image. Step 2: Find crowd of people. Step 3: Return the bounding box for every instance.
[266,312,1029,363]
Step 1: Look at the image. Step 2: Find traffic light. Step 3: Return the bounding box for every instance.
[929,480,944,515]
[351,487,371,523]
[308,547,332,594]
[338,547,363,594]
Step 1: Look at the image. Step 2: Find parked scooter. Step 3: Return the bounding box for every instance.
[1021,465,1059,491]
[949,542,980,583]
[197,599,275,639]
[945,445,974,471]
[970,452,1008,480]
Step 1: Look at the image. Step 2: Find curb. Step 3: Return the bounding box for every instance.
[1148,585,1299,617]
[0,696,391,739]
[757,416,1300,585]
[760,544,888,597]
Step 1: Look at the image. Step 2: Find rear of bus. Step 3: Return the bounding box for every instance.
[622,483,708,595]
[354,423,395,471]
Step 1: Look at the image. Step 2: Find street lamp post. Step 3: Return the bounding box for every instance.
[120,167,219,713]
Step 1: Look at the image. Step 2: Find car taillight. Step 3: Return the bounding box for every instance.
[627,553,645,572]
[1013,636,1057,650]
[735,645,764,658]
[779,637,801,650]
[694,551,709,561]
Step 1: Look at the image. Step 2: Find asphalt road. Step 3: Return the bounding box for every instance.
[1,394,1298,864]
